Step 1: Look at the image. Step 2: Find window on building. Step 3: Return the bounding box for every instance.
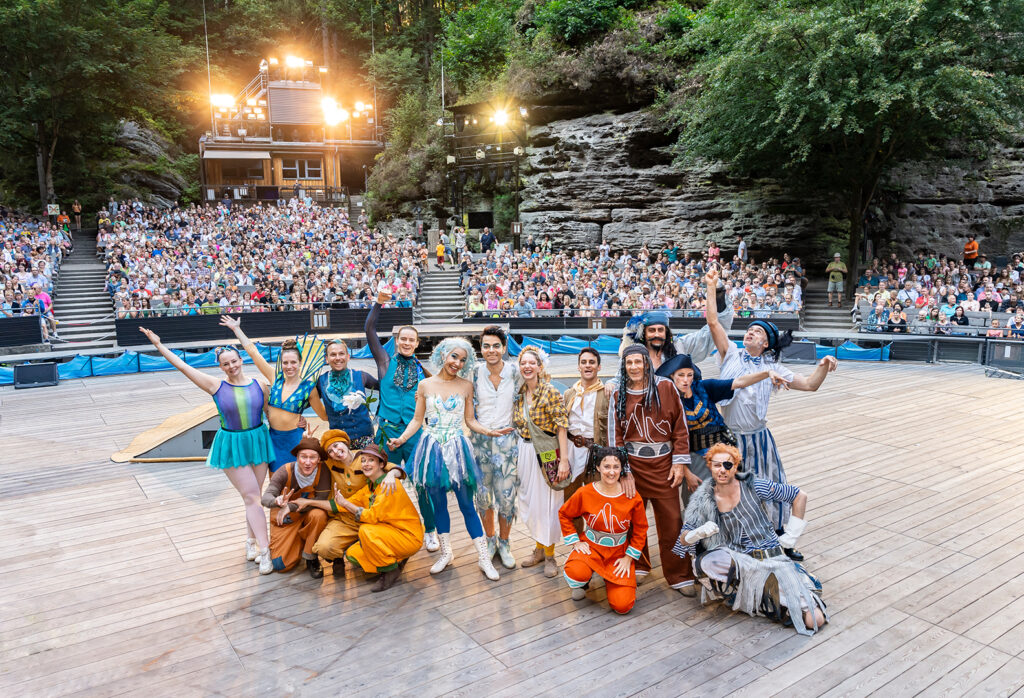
[281,158,322,180]
[221,161,265,180]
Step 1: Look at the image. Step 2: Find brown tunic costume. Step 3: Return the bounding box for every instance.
[608,376,693,588]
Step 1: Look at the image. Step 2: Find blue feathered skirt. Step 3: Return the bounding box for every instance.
[410,431,484,494]
[207,423,275,470]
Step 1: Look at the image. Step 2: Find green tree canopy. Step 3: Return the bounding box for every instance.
[0,0,189,210]
[670,0,1024,290]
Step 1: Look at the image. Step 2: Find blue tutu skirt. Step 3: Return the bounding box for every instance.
[410,432,484,494]
[269,425,305,473]
[207,423,275,470]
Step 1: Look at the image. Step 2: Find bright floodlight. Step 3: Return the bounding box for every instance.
[211,94,234,109]
[494,110,509,126]
[355,101,365,112]
[285,55,304,68]
[322,98,349,126]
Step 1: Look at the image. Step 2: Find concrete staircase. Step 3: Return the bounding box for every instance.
[415,270,464,323]
[800,279,854,332]
[52,231,117,350]
[349,194,364,226]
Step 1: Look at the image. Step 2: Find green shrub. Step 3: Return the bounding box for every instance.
[533,0,642,46]
[443,0,521,89]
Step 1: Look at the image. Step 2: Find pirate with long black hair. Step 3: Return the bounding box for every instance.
[607,344,695,595]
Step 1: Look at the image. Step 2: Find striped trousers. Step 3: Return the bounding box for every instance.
[735,427,789,530]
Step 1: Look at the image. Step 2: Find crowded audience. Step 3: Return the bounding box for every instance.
[854,245,1024,337]
[1,210,70,340]
[461,235,805,319]
[98,199,427,318]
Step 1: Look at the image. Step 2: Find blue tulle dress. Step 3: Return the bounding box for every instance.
[409,394,484,493]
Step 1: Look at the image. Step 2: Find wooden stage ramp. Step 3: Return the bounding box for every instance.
[2,360,1024,696]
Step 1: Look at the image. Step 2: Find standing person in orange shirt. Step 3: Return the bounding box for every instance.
[963,233,979,264]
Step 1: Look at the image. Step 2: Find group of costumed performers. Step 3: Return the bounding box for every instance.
[138,268,839,633]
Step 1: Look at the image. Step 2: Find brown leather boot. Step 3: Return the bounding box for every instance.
[520,546,546,568]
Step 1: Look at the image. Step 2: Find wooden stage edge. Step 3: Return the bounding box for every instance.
[2,361,1024,696]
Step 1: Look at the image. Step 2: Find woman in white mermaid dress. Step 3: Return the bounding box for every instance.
[387,338,514,579]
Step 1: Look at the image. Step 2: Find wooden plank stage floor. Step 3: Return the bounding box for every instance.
[3,360,1024,696]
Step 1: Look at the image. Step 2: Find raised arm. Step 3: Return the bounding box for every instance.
[703,269,731,361]
[139,327,220,394]
[360,369,380,391]
[219,315,274,381]
[363,295,391,378]
[787,356,838,392]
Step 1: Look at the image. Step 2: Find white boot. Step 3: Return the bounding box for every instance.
[245,538,259,562]
[424,530,440,552]
[430,533,453,574]
[258,547,273,575]
[496,537,516,569]
[474,537,500,581]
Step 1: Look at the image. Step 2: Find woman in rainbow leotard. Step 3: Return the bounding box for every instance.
[139,327,275,574]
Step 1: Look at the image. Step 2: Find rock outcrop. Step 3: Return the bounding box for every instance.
[519,110,847,261]
[878,145,1024,260]
[517,110,1024,263]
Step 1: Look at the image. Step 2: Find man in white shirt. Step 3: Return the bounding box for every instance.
[471,326,520,569]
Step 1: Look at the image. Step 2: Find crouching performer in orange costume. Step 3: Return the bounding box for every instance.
[558,447,649,614]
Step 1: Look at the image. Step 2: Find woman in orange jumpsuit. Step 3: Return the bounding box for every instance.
[558,447,649,614]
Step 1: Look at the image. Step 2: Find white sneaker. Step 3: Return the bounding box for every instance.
[258,548,273,575]
[430,533,453,574]
[245,538,259,562]
[424,530,440,552]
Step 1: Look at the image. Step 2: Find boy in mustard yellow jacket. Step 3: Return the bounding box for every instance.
[331,444,425,592]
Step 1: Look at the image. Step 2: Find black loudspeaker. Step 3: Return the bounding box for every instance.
[13,361,60,389]
[781,341,818,364]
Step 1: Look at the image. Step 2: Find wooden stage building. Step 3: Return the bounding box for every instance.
[2,360,1024,696]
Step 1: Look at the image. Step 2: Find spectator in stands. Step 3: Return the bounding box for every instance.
[950,306,971,334]
[887,303,908,333]
[963,234,979,265]
[866,303,889,332]
[987,319,1004,338]
[480,227,496,253]
[825,253,847,307]
[1006,311,1024,338]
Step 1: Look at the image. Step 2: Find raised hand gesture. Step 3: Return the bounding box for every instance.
[275,486,295,508]
[139,327,161,346]
[219,315,241,331]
